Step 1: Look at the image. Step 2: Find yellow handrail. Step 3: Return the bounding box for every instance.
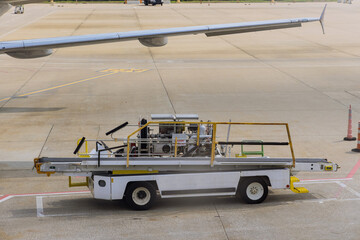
[77,138,89,158]
[126,121,295,168]
[174,137,178,157]
[210,123,217,166]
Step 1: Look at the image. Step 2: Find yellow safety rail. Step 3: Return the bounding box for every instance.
[126,121,296,168]
[76,138,90,158]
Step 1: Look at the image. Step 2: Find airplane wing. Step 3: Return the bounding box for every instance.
[0,5,326,59]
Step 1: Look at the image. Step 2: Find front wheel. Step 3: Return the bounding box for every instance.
[125,182,157,210]
[238,177,268,204]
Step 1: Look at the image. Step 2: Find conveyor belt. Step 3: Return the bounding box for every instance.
[35,157,335,175]
[37,157,328,164]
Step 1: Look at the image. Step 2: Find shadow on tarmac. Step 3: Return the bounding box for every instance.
[8,192,320,218]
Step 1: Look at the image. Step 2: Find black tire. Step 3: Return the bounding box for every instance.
[125,182,156,210]
[237,177,268,204]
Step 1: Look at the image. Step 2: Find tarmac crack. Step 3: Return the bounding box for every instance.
[214,204,230,240]
[133,8,176,114]
[218,36,348,109]
[37,124,54,158]
[0,61,47,110]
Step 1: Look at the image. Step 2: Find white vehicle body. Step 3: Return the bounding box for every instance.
[91,169,289,201]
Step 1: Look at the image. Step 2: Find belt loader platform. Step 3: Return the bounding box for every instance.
[34,114,338,210]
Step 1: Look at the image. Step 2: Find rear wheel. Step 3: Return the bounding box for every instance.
[238,177,268,204]
[125,182,156,210]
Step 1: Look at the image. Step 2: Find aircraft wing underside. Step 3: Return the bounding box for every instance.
[0,5,326,59]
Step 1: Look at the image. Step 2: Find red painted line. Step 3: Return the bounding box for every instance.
[346,159,360,179]
[11,190,90,196]
[0,194,10,201]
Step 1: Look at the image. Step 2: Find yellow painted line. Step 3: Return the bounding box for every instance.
[0,97,11,102]
[18,72,116,97]
[100,68,149,73]
[0,68,149,103]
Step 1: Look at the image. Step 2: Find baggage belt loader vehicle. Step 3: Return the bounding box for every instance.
[34,114,338,210]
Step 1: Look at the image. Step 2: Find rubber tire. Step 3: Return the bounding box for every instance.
[238,177,268,204]
[125,182,156,210]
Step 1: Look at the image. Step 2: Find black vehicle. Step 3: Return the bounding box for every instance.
[144,0,163,6]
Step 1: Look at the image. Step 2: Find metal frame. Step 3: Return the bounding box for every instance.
[125,121,296,168]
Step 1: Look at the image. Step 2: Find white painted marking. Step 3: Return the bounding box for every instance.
[36,196,44,218]
[300,178,352,183]
[0,191,90,204]
[35,195,90,218]
[0,196,13,203]
[336,181,360,198]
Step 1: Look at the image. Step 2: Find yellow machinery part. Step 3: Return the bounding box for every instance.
[33,158,55,177]
[290,176,309,194]
[69,176,89,187]
[324,165,333,171]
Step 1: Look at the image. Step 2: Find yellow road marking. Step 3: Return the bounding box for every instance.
[18,72,116,97]
[100,68,149,73]
[0,97,11,102]
[0,68,149,103]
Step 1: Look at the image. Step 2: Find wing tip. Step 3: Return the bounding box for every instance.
[320,4,327,34]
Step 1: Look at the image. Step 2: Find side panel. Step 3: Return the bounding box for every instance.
[156,172,241,197]
[240,169,290,189]
[109,169,290,200]
[93,175,111,200]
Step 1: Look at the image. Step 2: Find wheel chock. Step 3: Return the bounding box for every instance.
[290,176,309,194]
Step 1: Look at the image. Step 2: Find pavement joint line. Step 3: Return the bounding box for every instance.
[133,8,176,114]
[0,61,47,108]
[214,204,230,240]
[38,124,54,158]
[217,34,349,109]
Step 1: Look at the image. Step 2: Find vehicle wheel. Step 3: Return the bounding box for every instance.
[238,177,268,204]
[125,182,156,210]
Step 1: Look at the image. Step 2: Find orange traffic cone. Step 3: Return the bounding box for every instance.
[352,121,360,152]
[344,105,356,141]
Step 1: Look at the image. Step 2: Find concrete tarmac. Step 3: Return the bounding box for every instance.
[0,2,360,240]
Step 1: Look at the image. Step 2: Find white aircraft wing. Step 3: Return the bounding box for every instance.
[0,5,326,59]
